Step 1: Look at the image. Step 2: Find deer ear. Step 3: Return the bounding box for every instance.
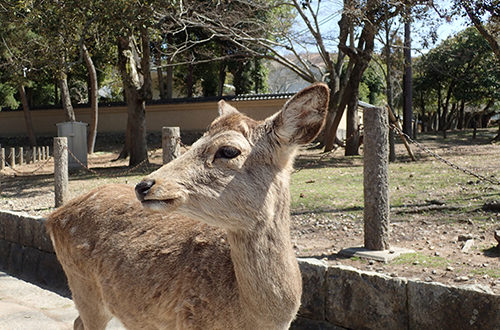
[218,100,240,117]
[271,83,329,145]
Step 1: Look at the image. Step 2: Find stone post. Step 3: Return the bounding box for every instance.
[37,146,42,161]
[9,147,15,168]
[32,147,37,163]
[18,147,23,165]
[54,137,68,207]
[46,146,50,158]
[162,127,180,164]
[363,106,390,251]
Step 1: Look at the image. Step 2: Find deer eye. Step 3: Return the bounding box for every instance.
[214,146,241,160]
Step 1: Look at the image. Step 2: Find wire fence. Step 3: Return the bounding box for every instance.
[1,130,498,185]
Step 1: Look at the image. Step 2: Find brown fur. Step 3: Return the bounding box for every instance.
[46,83,329,330]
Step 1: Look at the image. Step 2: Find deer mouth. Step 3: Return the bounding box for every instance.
[141,197,181,211]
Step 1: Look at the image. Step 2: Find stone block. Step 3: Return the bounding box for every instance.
[297,258,329,321]
[291,316,346,330]
[38,252,69,294]
[326,265,408,330]
[34,218,54,252]
[0,240,11,269]
[19,216,35,247]
[408,280,500,330]
[2,211,20,242]
[0,215,4,240]
[22,246,40,282]
[8,243,24,276]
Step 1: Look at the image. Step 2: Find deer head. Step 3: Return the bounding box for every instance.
[135,83,329,231]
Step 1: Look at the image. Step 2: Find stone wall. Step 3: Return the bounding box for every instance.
[1,210,499,329]
[295,258,500,329]
[0,210,69,296]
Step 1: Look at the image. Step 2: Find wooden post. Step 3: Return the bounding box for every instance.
[162,127,180,164]
[0,146,4,170]
[364,106,390,251]
[54,137,68,207]
[18,147,23,165]
[9,147,15,168]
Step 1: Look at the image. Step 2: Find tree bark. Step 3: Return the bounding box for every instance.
[117,34,149,167]
[402,15,413,139]
[140,27,153,102]
[59,69,75,122]
[437,87,443,131]
[18,85,37,146]
[83,44,98,154]
[345,81,361,155]
[155,43,166,99]
[322,5,352,151]
[186,61,194,98]
[385,20,396,162]
[218,61,226,97]
[457,99,465,130]
[166,34,174,99]
[54,79,59,105]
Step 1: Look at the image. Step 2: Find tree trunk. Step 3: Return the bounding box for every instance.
[59,71,75,122]
[155,44,166,100]
[218,62,226,97]
[117,34,149,167]
[402,15,413,139]
[140,27,153,102]
[345,97,360,156]
[166,34,174,99]
[385,21,396,162]
[437,87,443,131]
[322,81,345,151]
[441,83,455,138]
[54,79,59,105]
[83,44,98,154]
[457,100,465,130]
[321,5,352,151]
[18,85,37,146]
[186,62,194,98]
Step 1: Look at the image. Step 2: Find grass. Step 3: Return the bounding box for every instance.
[290,128,500,224]
[391,252,451,268]
[470,268,500,279]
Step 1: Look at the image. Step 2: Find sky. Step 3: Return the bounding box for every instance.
[288,0,472,57]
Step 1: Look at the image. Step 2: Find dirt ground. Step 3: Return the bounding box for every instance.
[1,133,499,294]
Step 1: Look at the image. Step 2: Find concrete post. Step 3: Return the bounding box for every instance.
[363,106,390,251]
[9,147,15,168]
[54,137,68,207]
[162,127,180,164]
[18,147,23,165]
[0,146,3,170]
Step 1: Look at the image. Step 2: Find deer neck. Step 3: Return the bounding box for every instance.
[225,173,301,328]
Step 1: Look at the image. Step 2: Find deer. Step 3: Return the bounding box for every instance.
[46,83,329,330]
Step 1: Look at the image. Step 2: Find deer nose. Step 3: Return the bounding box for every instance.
[135,179,155,201]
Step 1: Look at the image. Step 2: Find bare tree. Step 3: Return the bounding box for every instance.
[157,0,418,155]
